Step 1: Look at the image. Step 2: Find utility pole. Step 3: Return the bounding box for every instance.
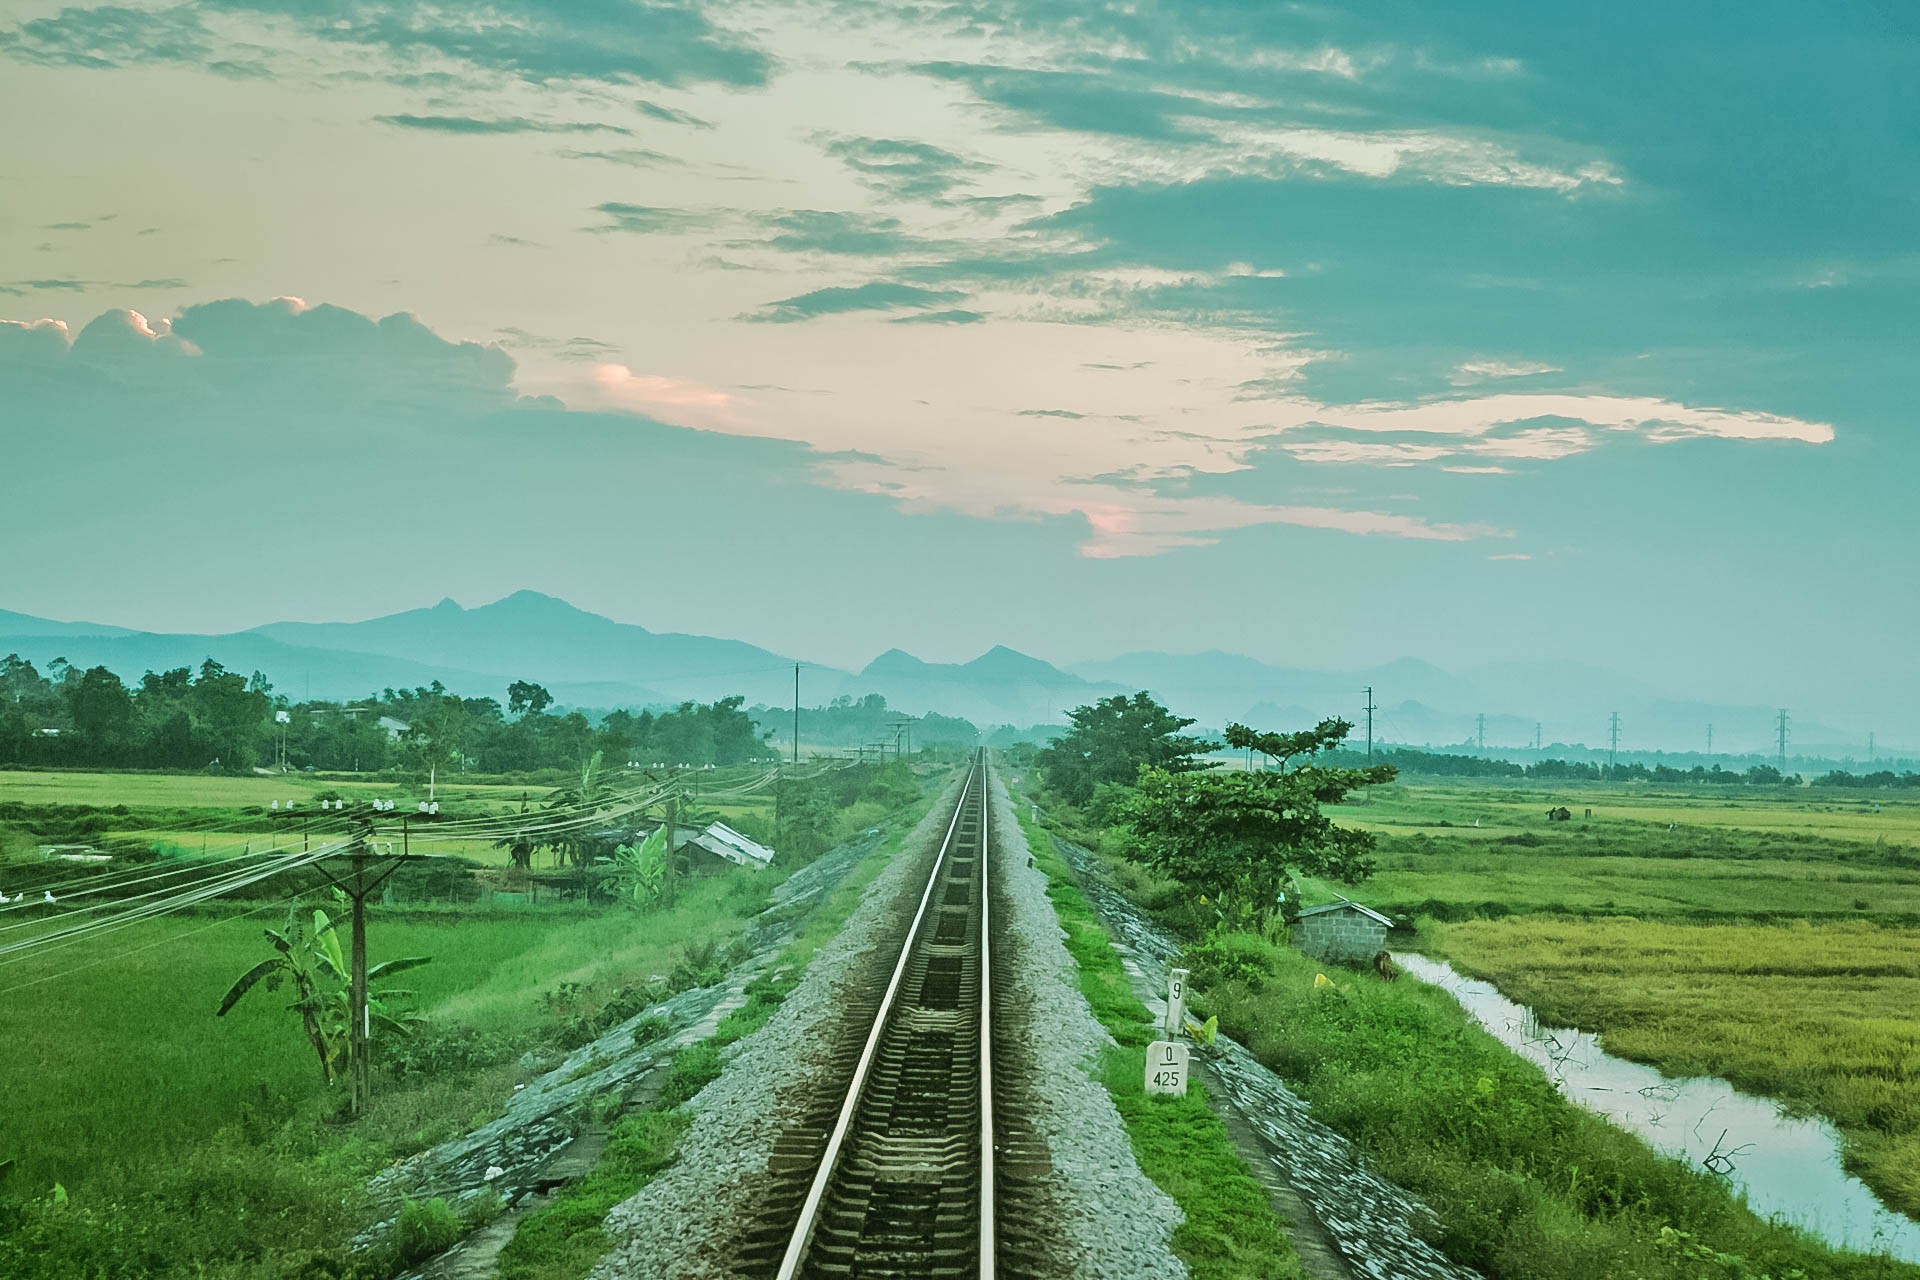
[1363,686,1377,762]
[664,791,678,909]
[348,836,369,1116]
[314,810,412,1118]
[1608,712,1621,772]
[1533,722,1542,751]
[1776,709,1790,772]
[1869,732,1876,763]
[1706,724,1714,758]
[1476,713,1486,752]
[792,663,800,767]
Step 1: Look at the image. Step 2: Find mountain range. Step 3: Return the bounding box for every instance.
[0,592,1892,758]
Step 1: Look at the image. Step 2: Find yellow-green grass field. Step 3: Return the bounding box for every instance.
[1280,780,1920,921]
[1430,916,1920,1219]
[1337,780,1920,846]
[1298,850,1920,918]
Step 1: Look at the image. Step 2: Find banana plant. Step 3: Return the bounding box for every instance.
[217,899,431,1085]
[611,827,668,909]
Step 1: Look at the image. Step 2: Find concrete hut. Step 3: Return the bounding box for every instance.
[1294,898,1394,964]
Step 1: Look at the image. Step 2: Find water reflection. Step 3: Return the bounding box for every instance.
[1398,953,1920,1264]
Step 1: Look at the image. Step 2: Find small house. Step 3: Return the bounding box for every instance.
[1294,898,1394,964]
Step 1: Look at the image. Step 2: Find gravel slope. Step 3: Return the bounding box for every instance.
[987,766,1187,1280]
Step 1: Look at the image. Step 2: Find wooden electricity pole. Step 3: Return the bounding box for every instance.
[664,791,678,909]
[318,812,410,1118]
[348,840,370,1116]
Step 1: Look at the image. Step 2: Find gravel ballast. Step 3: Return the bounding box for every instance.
[987,766,1188,1280]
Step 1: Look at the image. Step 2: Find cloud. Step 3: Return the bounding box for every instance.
[584,363,733,427]
[2,298,527,418]
[2,0,770,88]
[1018,409,1086,419]
[495,328,620,362]
[374,114,632,136]
[635,99,712,129]
[0,4,217,70]
[744,282,966,323]
[1451,359,1562,383]
[557,148,680,168]
[585,203,707,235]
[1261,392,1834,469]
[890,309,985,325]
[759,210,916,257]
[820,135,989,202]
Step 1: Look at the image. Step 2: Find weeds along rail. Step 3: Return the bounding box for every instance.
[736,751,1034,1279]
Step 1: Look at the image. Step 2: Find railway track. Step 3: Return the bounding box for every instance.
[737,751,1038,1279]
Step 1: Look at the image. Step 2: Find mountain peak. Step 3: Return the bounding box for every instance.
[862,647,928,677]
[431,596,463,612]
[963,645,1070,683]
[489,589,572,611]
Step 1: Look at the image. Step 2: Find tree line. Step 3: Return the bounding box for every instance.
[0,653,776,775]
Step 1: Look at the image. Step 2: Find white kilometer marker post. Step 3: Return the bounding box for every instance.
[1146,968,1193,1096]
[1144,1040,1189,1097]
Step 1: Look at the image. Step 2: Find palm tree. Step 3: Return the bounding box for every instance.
[217,900,430,1085]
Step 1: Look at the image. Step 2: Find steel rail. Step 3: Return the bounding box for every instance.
[771,752,993,1280]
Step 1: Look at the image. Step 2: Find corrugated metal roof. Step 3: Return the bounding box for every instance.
[685,820,775,869]
[1297,897,1394,927]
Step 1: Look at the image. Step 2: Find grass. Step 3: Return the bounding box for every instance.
[1336,780,1920,847]
[1006,778,1304,1280]
[0,768,534,808]
[492,781,942,1280]
[1023,779,1920,1280]
[1430,916,1920,1219]
[1203,929,1917,1280]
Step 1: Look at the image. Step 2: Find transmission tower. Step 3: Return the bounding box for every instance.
[1476,713,1486,752]
[1776,709,1790,772]
[1608,712,1621,771]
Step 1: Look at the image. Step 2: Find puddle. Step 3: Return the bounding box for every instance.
[1398,953,1920,1263]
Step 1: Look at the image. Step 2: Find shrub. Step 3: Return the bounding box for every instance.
[395,1197,463,1265]
[1184,933,1281,993]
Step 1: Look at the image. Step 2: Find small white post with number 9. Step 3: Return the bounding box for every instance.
[1163,967,1189,1038]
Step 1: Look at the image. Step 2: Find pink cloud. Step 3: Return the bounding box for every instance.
[587,363,735,426]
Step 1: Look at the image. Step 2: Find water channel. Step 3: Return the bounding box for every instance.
[1398,953,1920,1264]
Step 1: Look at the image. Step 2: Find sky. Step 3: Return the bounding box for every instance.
[0,1,1915,732]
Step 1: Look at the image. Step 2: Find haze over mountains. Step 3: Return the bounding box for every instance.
[0,592,1887,758]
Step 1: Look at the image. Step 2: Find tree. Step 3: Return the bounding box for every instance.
[1122,718,1396,931]
[507,680,553,718]
[65,666,133,762]
[1036,692,1214,806]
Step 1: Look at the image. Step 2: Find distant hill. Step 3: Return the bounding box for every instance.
[0,593,1888,754]
[0,607,135,639]
[252,590,798,703]
[853,644,1122,725]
